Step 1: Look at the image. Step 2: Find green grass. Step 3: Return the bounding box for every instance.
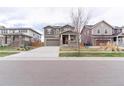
[0,46,17,51]
[60,52,124,57]
[0,52,18,57]
[60,47,124,57]
[60,47,102,51]
[59,52,124,57]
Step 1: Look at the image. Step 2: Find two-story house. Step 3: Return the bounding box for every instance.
[81,20,124,46]
[44,25,78,47]
[0,27,41,47]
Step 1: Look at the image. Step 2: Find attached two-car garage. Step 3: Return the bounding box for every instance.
[95,40,110,46]
[45,39,60,46]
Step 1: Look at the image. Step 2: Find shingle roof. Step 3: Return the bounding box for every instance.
[114,26,122,29]
[0,28,41,35]
[44,24,74,29]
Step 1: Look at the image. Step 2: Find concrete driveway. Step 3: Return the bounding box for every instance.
[2,46,59,60]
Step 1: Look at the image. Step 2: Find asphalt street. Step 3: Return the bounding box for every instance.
[0,59,124,86]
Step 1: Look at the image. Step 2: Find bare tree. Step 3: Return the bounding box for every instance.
[70,8,91,55]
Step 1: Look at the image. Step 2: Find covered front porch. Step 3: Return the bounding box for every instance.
[60,31,78,48]
[116,35,124,46]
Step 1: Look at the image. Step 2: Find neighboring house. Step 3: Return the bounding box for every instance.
[81,20,124,46]
[44,25,78,47]
[0,27,41,47]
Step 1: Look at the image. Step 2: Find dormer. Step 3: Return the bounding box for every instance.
[62,25,74,32]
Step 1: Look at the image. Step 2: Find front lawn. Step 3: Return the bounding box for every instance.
[0,52,19,57]
[0,46,33,57]
[59,52,124,57]
[0,46,17,51]
[59,47,124,57]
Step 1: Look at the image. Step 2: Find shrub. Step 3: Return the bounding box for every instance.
[17,46,32,51]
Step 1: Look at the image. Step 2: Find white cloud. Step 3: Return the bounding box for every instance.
[0,7,124,33]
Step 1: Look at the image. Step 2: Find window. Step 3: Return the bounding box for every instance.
[87,30,90,35]
[21,30,27,33]
[47,28,52,34]
[15,30,19,33]
[97,29,100,34]
[105,29,107,34]
[84,32,87,35]
[2,30,8,34]
[19,30,22,33]
[64,27,71,31]
[71,35,76,41]
[56,29,59,34]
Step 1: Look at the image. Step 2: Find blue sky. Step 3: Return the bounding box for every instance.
[0,7,124,35]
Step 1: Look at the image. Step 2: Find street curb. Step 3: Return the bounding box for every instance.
[1,57,124,61]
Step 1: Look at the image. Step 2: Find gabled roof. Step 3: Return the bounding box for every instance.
[62,24,74,28]
[92,20,113,29]
[44,25,53,29]
[81,20,113,34]
[84,25,94,29]
[60,30,78,34]
[44,24,74,29]
[114,26,122,30]
[52,26,62,28]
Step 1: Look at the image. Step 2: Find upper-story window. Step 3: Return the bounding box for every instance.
[0,30,1,34]
[105,29,107,34]
[64,27,71,31]
[21,30,27,33]
[15,30,19,33]
[1,30,8,34]
[47,28,52,34]
[15,30,27,33]
[97,29,100,34]
[87,30,90,35]
[55,29,59,34]
[19,30,22,33]
[122,28,124,33]
[33,33,35,36]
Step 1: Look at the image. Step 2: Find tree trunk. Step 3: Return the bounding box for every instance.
[77,33,80,56]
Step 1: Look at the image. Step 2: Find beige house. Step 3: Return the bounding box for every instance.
[0,28,41,47]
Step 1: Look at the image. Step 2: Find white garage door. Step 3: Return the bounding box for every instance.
[46,39,60,46]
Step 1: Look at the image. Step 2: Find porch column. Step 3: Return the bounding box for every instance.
[19,35,23,46]
[68,34,71,46]
[60,34,63,45]
[11,35,13,43]
[116,36,118,46]
[1,37,4,45]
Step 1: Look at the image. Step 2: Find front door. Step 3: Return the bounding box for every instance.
[63,35,68,44]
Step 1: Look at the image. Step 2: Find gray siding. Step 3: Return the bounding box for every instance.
[44,25,74,46]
